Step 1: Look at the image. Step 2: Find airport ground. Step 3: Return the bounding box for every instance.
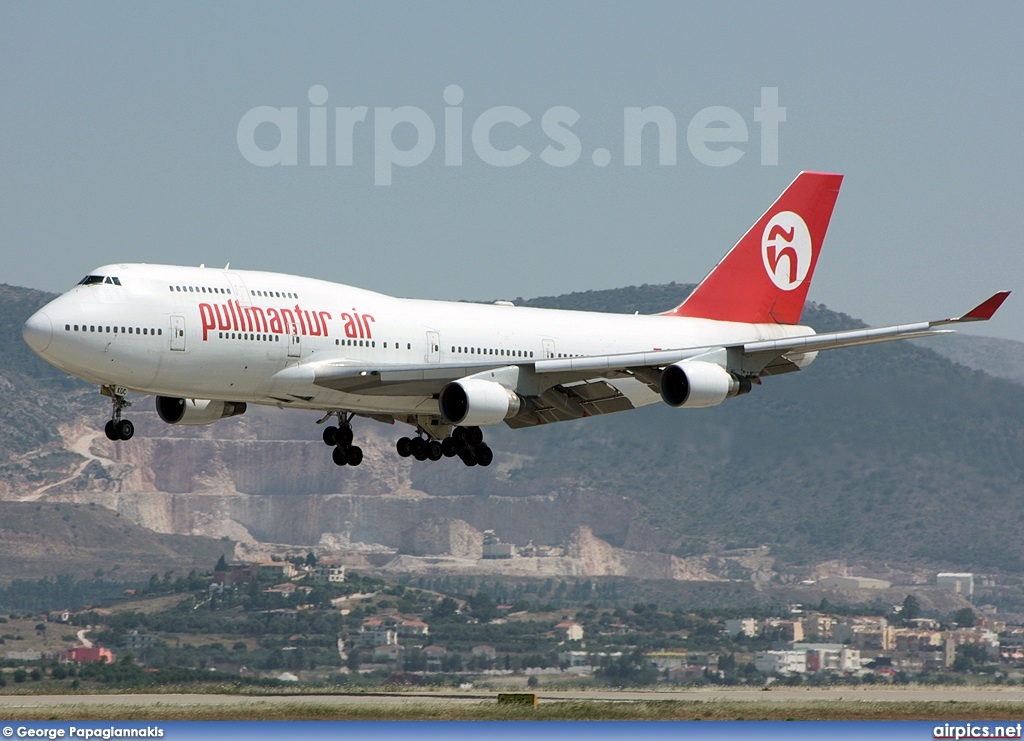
[3,687,1024,720]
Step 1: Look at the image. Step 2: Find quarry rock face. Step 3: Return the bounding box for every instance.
[399,518,483,557]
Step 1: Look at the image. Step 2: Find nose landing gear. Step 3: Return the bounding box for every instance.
[102,386,134,441]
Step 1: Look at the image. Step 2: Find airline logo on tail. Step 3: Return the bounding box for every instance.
[665,171,843,325]
[762,210,811,291]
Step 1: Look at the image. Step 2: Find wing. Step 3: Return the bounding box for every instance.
[275,292,1009,427]
[524,291,1011,424]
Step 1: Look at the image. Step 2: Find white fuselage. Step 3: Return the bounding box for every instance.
[24,263,812,418]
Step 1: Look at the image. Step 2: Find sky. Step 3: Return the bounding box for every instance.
[2,1,1022,341]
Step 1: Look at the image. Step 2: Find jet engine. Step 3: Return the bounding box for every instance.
[155,396,247,426]
[659,361,752,409]
[438,379,521,427]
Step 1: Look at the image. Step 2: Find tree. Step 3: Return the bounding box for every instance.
[432,597,460,620]
[214,555,229,572]
[953,607,976,628]
[900,595,921,625]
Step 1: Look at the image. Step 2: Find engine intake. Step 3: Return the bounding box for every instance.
[155,396,247,426]
[438,379,521,427]
[659,361,752,409]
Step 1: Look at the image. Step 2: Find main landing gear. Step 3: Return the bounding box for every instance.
[102,386,135,441]
[319,412,363,467]
[396,426,493,467]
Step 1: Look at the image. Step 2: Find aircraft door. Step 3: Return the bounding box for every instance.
[226,273,252,307]
[542,338,556,359]
[170,315,186,351]
[426,331,440,363]
[288,324,301,358]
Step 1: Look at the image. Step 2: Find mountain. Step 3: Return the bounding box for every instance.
[0,501,231,581]
[2,281,1022,582]
[923,333,1024,383]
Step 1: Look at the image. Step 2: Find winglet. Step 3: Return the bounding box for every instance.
[932,291,1011,326]
[961,290,1011,321]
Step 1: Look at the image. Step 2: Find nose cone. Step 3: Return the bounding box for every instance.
[23,310,53,355]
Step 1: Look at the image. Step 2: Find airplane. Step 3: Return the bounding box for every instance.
[22,172,1009,468]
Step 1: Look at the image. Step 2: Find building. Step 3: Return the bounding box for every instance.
[937,573,975,598]
[122,630,157,650]
[819,576,891,590]
[802,614,837,640]
[646,650,688,671]
[5,649,45,661]
[725,618,759,638]
[753,650,807,675]
[359,615,430,647]
[360,627,398,648]
[471,645,497,662]
[423,645,447,670]
[554,621,584,642]
[832,618,895,651]
[260,561,298,579]
[794,643,861,673]
[313,562,346,584]
[212,562,259,586]
[62,647,115,664]
[373,644,404,664]
[765,618,804,642]
[893,629,943,652]
[482,530,516,559]
[558,650,594,669]
[262,582,310,598]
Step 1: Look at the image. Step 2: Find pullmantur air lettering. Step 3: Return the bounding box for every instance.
[197,301,372,341]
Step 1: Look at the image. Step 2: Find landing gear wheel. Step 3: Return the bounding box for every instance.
[476,444,493,467]
[411,438,428,461]
[346,445,363,466]
[396,437,412,457]
[332,446,348,466]
[464,426,484,446]
[441,437,457,457]
[427,440,443,461]
[116,419,135,441]
[322,426,338,446]
[104,386,133,442]
[336,425,354,448]
[459,447,478,467]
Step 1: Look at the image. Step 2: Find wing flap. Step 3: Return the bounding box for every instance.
[506,379,638,428]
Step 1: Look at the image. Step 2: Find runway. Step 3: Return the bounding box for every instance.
[2,686,1024,709]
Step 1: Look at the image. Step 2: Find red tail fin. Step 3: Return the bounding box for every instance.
[665,171,843,324]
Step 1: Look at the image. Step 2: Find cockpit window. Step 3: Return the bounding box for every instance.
[77,275,122,286]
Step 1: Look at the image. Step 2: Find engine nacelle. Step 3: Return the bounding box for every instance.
[659,361,752,409]
[155,396,247,426]
[438,378,521,427]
